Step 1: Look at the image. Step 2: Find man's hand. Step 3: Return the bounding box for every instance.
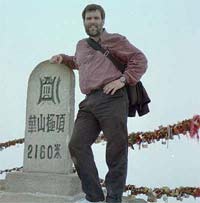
[49,55,63,64]
[103,79,125,95]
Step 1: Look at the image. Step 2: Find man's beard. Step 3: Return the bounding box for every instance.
[85,24,102,37]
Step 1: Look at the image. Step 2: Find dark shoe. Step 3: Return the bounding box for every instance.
[106,195,122,203]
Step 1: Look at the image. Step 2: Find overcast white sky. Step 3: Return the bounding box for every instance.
[0,1,200,202]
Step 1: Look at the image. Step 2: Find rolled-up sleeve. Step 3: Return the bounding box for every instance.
[60,54,78,70]
[113,35,148,85]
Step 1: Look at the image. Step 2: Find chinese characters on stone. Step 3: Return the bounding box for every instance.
[38,76,61,104]
[27,76,64,160]
[28,114,66,133]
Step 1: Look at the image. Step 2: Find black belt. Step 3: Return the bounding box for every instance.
[86,88,103,96]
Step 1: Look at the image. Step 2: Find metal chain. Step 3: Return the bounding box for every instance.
[0,166,23,175]
[0,138,24,151]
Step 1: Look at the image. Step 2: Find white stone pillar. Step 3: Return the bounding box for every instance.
[5,61,82,199]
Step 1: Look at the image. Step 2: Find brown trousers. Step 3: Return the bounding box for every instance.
[68,87,129,203]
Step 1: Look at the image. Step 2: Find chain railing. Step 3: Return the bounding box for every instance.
[0,115,200,202]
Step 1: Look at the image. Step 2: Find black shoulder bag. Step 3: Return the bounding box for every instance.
[86,38,151,117]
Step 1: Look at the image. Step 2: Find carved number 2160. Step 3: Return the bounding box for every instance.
[27,144,54,159]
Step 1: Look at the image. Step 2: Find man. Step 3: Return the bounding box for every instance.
[50,4,147,203]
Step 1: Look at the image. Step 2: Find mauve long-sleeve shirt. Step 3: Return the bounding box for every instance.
[61,29,148,95]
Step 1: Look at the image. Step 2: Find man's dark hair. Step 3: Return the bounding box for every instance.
[82,4,105,20]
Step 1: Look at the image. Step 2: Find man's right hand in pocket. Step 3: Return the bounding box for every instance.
[49,54,63,64]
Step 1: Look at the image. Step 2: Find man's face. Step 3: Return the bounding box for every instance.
[84,10,104,37]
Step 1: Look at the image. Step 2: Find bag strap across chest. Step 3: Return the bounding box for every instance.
[86,38,125,73]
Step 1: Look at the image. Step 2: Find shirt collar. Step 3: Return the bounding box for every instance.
[99,28,107,43]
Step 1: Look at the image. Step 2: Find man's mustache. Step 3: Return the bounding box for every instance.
[88,24,98,28]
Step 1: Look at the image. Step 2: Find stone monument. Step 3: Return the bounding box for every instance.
[4,61,83,201]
